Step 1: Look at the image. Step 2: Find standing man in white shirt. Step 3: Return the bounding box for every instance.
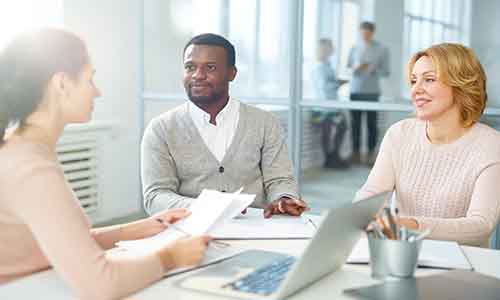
[141,33,308,218]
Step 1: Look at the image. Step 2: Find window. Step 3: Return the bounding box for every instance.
[302,0,357,99]
[402,0,471,95]
[143,0,292,103]
[0,0,63,49]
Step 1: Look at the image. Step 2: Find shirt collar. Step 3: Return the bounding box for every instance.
[188,97,239,126]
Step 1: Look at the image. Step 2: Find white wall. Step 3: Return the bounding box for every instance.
[63,0,143,222]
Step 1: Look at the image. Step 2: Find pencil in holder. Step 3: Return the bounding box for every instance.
[367,231,423,280]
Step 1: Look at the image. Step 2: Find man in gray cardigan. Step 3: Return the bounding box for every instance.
[141,33,308,218]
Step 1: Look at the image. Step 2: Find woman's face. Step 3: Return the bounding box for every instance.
[410,56,456,122]
[62,62,101,123]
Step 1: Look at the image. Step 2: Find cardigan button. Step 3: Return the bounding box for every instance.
[219,166,224,173]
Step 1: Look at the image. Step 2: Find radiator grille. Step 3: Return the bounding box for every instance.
[57,135,101,214]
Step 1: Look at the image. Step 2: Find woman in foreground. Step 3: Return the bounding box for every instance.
[0,28,210,299]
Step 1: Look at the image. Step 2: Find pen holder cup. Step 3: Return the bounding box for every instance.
[367,233,423,280]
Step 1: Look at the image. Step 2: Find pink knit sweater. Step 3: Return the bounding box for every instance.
[356,118,500,247]
[0,137,164,299]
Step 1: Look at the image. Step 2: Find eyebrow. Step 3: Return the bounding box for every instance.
[410,70,436,77]
[184,60,218,64]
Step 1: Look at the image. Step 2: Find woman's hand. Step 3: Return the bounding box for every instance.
[373,216,418,239]
[157,235,212,270]
[120,208,191,241]
[151,208,191,226]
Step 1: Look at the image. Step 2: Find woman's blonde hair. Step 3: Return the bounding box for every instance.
[407,43,487,127]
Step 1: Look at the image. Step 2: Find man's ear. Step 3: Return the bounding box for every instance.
[228,66,237,82]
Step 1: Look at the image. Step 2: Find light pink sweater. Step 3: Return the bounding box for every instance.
[0,137,164,299]
[357,118,500,247]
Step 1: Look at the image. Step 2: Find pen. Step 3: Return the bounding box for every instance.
[408,228,432,243]
[156,219,230,248]
[372,221,386,239]
[377,216,393,239]
[384,207,399,240]
[304,216,317,229]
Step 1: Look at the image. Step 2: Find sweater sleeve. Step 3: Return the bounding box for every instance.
[141,118,196,214]
[261,114,300,205]
[414,163,500,247]
[354,123,398,202]
[8,161,164,300]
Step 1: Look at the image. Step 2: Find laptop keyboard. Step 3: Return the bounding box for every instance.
[225,256,297,296]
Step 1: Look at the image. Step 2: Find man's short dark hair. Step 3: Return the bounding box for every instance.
[183,33,236,67]
[360,21,376,32]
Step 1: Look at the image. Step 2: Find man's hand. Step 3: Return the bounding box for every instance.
[264,197,309,218]
[355,63,370,72]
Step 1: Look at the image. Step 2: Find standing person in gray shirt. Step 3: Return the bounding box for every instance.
[347,21,390,165]
[141,33,308,218]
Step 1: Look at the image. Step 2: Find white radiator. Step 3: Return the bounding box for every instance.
[57,124,112,215]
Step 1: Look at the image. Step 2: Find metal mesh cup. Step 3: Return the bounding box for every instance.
[367,233,423,280]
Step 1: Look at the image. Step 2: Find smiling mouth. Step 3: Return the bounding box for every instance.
[190,82,212,88]
[414,99,431,108]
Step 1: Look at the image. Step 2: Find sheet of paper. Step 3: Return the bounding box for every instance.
[209,208,316,239]
[116,189,253,253]
[114,241,245,277]
[176,189,235,235]
[211,193,256,229]
[116,189,235,252]
[116,230,184,253]
[347,235,472,270]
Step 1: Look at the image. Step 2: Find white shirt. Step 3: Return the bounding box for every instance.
[188,98,240,163]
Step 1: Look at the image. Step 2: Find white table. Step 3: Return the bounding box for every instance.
[1,240,499,300]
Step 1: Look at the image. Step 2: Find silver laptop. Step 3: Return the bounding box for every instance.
[177,191,389,299]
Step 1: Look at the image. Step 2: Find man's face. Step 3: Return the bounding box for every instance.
[360,29,374,42]
[183,44,236,105]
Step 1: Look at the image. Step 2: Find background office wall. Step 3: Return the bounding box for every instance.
[60,0,500,223]
[373,0,404,100]
[63,0,143,223]
[470,0,500,107]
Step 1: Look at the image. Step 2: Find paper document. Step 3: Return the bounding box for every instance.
[116,188,255,252]
[347,235,472,270]
[209,208,317,239]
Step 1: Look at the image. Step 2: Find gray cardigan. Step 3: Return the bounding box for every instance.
[141,102,299,214]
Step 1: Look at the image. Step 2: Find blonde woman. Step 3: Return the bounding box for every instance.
[0,29,210,299]
[356,43,500,247]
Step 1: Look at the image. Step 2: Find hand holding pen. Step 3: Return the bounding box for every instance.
[156,218,230,248]
[369,207,430,242]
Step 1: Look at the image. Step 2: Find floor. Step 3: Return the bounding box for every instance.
[300,166,371,214]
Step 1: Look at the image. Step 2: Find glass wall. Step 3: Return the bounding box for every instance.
[144,0,291,103]
[141,0,500,217]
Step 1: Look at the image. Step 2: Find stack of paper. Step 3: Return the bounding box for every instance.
[347,235,473,270]
[116,189,255,275]
[117,189,255,251]
[210,208,317,239]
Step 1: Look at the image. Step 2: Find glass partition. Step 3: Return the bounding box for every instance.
[143,0,291,102]
[141,0,500,217]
